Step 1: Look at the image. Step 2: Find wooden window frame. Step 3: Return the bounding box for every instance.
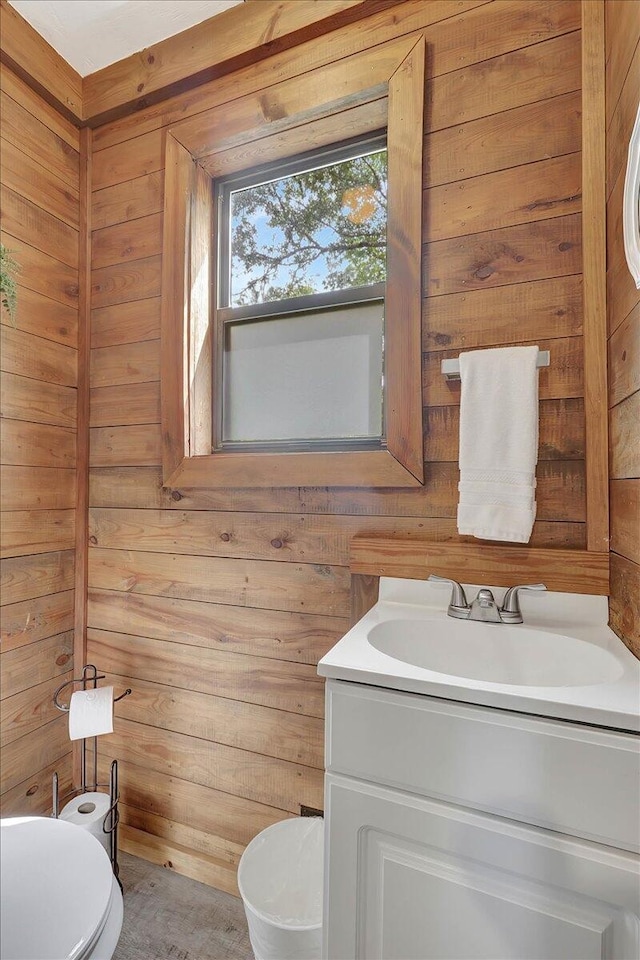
[160,36,425,489]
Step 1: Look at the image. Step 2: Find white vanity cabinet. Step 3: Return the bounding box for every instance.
[323,680,640,960]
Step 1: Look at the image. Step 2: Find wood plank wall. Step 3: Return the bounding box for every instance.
[0,65,79,814]
[84,0,589,894]
[606,1,640,655]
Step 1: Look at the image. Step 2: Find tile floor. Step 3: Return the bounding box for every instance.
[113,852,252,960]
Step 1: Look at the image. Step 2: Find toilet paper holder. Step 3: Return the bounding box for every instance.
[52,664,132,890]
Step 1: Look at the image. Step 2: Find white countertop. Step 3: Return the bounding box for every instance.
[318,578,640,732]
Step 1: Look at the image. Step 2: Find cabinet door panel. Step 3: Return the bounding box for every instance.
[324,774,640,960]
[369,836,613,960]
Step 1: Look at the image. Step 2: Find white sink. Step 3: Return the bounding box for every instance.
[317,578,640,731]
[367,619,624,687]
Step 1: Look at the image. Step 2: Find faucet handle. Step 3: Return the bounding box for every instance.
[427,575,469,614]
[500,583,547,623]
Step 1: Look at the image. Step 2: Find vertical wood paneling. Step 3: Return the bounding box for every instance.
[84,0,602,891]
[606,3,640,657]
[0,66,78,803]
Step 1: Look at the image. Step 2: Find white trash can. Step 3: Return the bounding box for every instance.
[237,816,324,960]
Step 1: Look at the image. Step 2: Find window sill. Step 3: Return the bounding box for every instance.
[165,449,423,490]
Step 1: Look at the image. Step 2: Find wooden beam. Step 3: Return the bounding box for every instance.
[0,0,82,123]
[350,537,610,595]
[581,0,609,552]
[73,127,92,786]
[82,0,404,126]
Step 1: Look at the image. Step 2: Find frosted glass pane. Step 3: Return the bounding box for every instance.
[222,301,384,444]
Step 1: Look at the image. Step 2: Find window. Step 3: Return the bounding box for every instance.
[214,137,387,451]
[160,35,425,488]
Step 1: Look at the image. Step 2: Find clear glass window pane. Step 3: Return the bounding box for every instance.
[227,147,387,306]
[222,301,384,444]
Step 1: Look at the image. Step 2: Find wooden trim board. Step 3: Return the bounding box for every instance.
[350,537,610,595]
[351,574,380,626]
[73,126,92,785]
[385,39,425,481]
[82,0,405,126]
[159,134,191,480]
[581,0,609,552]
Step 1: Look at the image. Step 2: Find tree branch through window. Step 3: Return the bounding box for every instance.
[227,147,388,305]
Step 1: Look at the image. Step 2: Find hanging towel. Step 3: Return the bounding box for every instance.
[457,345,539,543]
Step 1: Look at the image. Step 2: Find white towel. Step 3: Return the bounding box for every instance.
[456,345,539,543]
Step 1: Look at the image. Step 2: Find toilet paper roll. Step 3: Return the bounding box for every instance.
[68,686,114,740]
[59,792,111,853]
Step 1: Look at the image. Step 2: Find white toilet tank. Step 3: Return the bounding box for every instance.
[0,816,123,960]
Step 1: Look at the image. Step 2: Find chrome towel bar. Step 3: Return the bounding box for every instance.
[441,349,550,381]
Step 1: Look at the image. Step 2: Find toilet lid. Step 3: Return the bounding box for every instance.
[0,816,114,960]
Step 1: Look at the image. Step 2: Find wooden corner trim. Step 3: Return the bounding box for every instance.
[0,0,83,124]
[581,0,609,553]
[73,126,92,786]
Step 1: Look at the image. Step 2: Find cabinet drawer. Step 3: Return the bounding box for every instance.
[326,680,640,852]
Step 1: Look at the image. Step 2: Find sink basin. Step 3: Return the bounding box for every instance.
[318,577,640,729]
[367,619,624,687]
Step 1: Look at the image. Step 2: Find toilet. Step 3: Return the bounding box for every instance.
[0,816,123,960]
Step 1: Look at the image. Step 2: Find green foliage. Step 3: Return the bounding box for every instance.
[0,243,19,322]
[230,149,387,305]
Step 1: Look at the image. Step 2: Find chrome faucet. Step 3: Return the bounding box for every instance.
[427,575,547,625]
